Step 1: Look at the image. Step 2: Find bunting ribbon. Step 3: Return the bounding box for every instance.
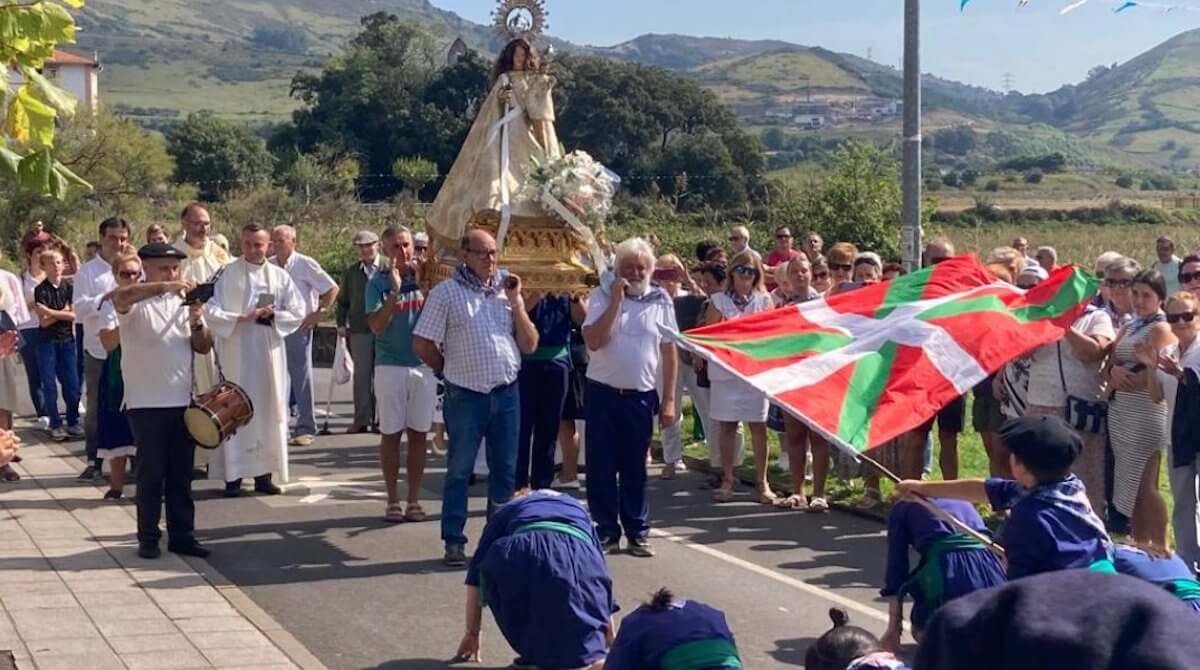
[961,0,1200,12]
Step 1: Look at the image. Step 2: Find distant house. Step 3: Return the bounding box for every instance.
[795,114,825,129]
[7,49,101,112]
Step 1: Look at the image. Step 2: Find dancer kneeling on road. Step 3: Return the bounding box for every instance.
[605,588,742,670]
[455,489,616,669]
[877,496,1006,653]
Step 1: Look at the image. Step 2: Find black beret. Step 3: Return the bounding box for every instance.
[999,415,1081,472]
[915,571,1200,670]
[137,242,188,261]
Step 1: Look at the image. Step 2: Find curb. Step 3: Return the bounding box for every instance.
[21,424,331,670]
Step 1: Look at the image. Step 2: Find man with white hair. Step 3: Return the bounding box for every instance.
[271,225,339,446]
[1035,246,1058,274]
[582,237,678,558]
[727,225,761,263]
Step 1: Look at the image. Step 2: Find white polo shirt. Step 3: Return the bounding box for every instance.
[583,288,678,392]
[72,255,116,360]
[117,294,193,409]
[274,251,337,316]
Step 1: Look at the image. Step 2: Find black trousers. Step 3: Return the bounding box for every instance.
[127,407,196,545]
[516,362,568,490]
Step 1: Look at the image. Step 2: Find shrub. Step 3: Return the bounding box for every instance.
[1115,175,1134,189]
[984,179,1001,192]
[1024,170,1044,184]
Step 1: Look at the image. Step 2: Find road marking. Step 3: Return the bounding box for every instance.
[650,528,890,624]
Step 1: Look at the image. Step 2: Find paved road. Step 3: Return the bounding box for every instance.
[47,368,903,669]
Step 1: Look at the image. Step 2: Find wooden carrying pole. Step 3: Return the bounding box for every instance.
[858,450,1008,560]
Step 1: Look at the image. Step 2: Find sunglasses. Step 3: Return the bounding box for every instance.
[1167,312,1197,324]
[1181,272,1200,284]
[1104,278,1134,289]
[812,271,829,279]
[117,271,141,279]
[830,263,853,272]
[775,234,792,239]
[732,265,757,277]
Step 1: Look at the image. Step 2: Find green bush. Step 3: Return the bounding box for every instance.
[1024,170,1044,184]
[1115,175,1134,189]
[983,179,1001,192]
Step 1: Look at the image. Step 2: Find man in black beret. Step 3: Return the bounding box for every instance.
[896,415,1113,580]
[112,243,215,559]
[915,570,1200,670]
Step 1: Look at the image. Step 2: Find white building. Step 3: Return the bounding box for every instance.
[7,49,101,112]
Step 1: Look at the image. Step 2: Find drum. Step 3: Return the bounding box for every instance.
[185,381,254,449]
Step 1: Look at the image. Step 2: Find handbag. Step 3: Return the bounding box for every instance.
[1057,341,1106,434]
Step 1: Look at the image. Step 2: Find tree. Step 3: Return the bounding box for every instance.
[168,111,274,200]
[775,141,908,258]
[392,156,438,200]
[0,109,177,244]
[761,127,787,151]
[281,148,360,203]
[1,0,91,198]
[1115,174,1134,189]
[931,126,977,157]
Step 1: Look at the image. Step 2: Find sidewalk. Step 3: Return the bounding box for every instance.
[0,430,326,670]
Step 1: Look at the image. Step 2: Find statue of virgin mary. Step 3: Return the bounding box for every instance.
[426,38,562,250]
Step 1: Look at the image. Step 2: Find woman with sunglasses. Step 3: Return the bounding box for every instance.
[1141,291,1200,574]
[94,252,142,500]
[704,252,776,504]
[1102,257,1140,329]
[764,226,800,291]
[810,257,832,295]
[1105,269,1176,549]
[1179,254,1200,300]
[826,243,858,293]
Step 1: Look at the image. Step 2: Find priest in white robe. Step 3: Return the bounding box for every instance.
[204,224,305,496]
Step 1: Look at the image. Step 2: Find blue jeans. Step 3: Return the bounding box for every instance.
[584,381,658,543]
[284,327,316,437]
[441,381,519,546]
[37,339,80,429]
[18,328,44,417]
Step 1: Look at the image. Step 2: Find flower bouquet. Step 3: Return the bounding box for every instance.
[523,150,620,228]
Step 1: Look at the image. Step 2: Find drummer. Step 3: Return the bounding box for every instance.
[455,489,617,669]
[111,243,214,560]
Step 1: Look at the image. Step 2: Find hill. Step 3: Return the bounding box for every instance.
[1025,28,1200,170]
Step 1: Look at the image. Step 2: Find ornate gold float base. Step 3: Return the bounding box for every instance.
[423,210,602,296]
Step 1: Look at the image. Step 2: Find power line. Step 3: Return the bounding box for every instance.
[1001,72,1015,93]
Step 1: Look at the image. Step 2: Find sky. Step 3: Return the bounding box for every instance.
[429,0,1200,93]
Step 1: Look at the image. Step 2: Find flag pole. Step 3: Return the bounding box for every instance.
[857,450,1008,560]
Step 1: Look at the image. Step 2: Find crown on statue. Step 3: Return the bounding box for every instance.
[493,0,549,42]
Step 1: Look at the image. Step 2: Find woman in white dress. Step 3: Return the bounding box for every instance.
[703,252,776,504]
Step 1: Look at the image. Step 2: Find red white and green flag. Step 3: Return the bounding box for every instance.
[668,256,1099,456]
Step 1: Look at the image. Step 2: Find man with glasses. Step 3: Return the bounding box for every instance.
[72,217,131,480]
[764,225,800,291]
[727,225,761,264]
[1153,236,1183,295]
[413,229,539,567]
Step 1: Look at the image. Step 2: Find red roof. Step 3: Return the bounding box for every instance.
[49,50,98,67]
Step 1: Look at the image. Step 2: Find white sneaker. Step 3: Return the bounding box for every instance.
[552,476,581,490]
[778,450,790,472]
[36,416,50,430]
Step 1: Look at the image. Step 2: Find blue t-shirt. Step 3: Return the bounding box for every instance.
[605,599,738,670]
[882,498,989,597]
[985,475,1112,579]
[364,273,423,367]
[522,295,573,368]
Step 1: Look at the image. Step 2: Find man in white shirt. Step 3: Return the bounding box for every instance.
[72,216,131,480]
[271,225,339,446]
[206,225,306,497]
[112,243,214,560]
[582,237,678,558]
[1153,235,1183,295]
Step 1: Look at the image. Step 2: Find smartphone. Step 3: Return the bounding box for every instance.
[255,293,275,309]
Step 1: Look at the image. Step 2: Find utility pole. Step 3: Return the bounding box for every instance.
[902,0,922,272]
[1002,72,1014,93]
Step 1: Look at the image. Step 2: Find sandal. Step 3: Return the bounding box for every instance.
[404,503,427,522]
[774,494,808,511]
[757,489,779,506]
[0,465,19,482]
[808,497,830,513]
[384,503,406,524]
[712,485,736,503]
